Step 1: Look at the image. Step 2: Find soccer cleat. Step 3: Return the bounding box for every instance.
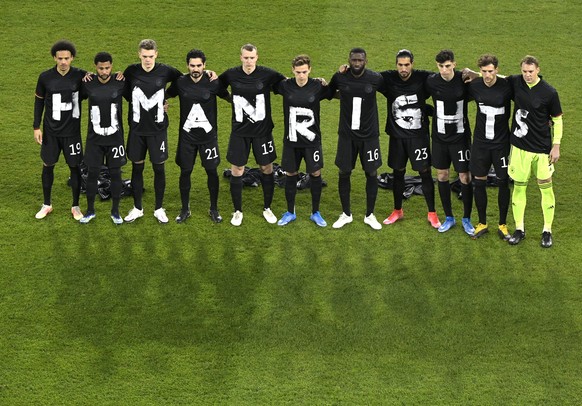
[209,209,223,223]
[332,212,353,229]
[35,204,53,219]
[427,211,441,229]
[71,206,83,221]
[462,217,475,236]
[277,211,296,226]
[310,211,327,227]
[262,208,277,224]
[508,229,526,245]
[231,210,243,226]
[541,231,553,248]
[79,212,96,224]
[154,208,169,224]
[497,224,511,241]
[364,213,382,230]
[110,214,123,225]
[176,209,191,224]
[472,223,488,239]
[383,209,403,225]
[124,207,144,222]
[438,216,456,233]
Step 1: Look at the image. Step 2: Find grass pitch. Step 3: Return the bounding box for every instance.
[1,0,581,403]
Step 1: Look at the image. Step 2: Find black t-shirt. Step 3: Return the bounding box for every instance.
[80,76,127,146]
[425,71,471,144]
[34,66,86,137]
[166,74,229,144]
[380,69,432,139]
[218,66,286,138]
[467,77,513,149]
[507,75,562,154]
[123,63,182,136]
[274,78,331,147]
[328,69,385,140]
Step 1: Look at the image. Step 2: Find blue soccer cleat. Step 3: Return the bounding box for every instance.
[277,211,297,226]
[310,211,327,227]
[438,216,456,233]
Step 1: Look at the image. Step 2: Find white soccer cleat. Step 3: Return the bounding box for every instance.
[262,208,277,224]
[35,204,53,219]
[71,206,83,221]
[124,207,144,222]
[231,210,243,226]
[364,213,382,230]
[153,208,169,224]
[332,212,353,229]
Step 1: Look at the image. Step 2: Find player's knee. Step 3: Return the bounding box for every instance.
[436,169,449,182]
[205,168,218,177]
[365,170,377,178]
[260,163,273,175]
[538,177,552,185]
[152,163,165,175]
[109,167,121,180]
[310,170,320,177]
[339,170,352,178]
[473,178,487,188]
[231,165,244,177]
[459,171,471,184]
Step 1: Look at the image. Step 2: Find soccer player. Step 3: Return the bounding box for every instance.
[274,54,331,227]
[425,50,475,235]
[33,40,86,220]
[218,44,286,226]
[328,47,385,230]
[506,56,563,248]
[466,54,512,240]
[123,39,182,224]
[379,49,441,229]
[166,49,231,224]
[78,52,128,225]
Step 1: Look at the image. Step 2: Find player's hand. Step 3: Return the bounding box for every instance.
[164,99,169,113]
[338,64,349,74]
[34,128,43,145]
[315,77,328,86]
[115,71,125,81]
[206,70,218,81]
[82,72,94,82]
[462,68,478,83]
[549,144,560,164]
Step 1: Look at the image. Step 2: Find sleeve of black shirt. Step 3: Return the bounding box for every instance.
[33,96,44,129]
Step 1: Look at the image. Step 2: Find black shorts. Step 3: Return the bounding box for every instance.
[226,134,276,167]
[281,142,323,174]
[126,131,169,164]
[470,143,510,179]
[431,138,471,173]
[176,138,220,171]
[388,135,431,172]
[335,136,382,173]
[83,141,127,168]
[41,133,83,166]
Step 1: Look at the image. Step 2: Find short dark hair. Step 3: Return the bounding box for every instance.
[396,49,414,63]
[94,52,112,65]
[51,40,76,57]
[520,55,539,67]
[349,47,367,58]
[292,54,311,68]
[139,39,157,51]
[435,49,455,63]
[241,43,257,54]
[477,54,498,68]
[186,49,206,64]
